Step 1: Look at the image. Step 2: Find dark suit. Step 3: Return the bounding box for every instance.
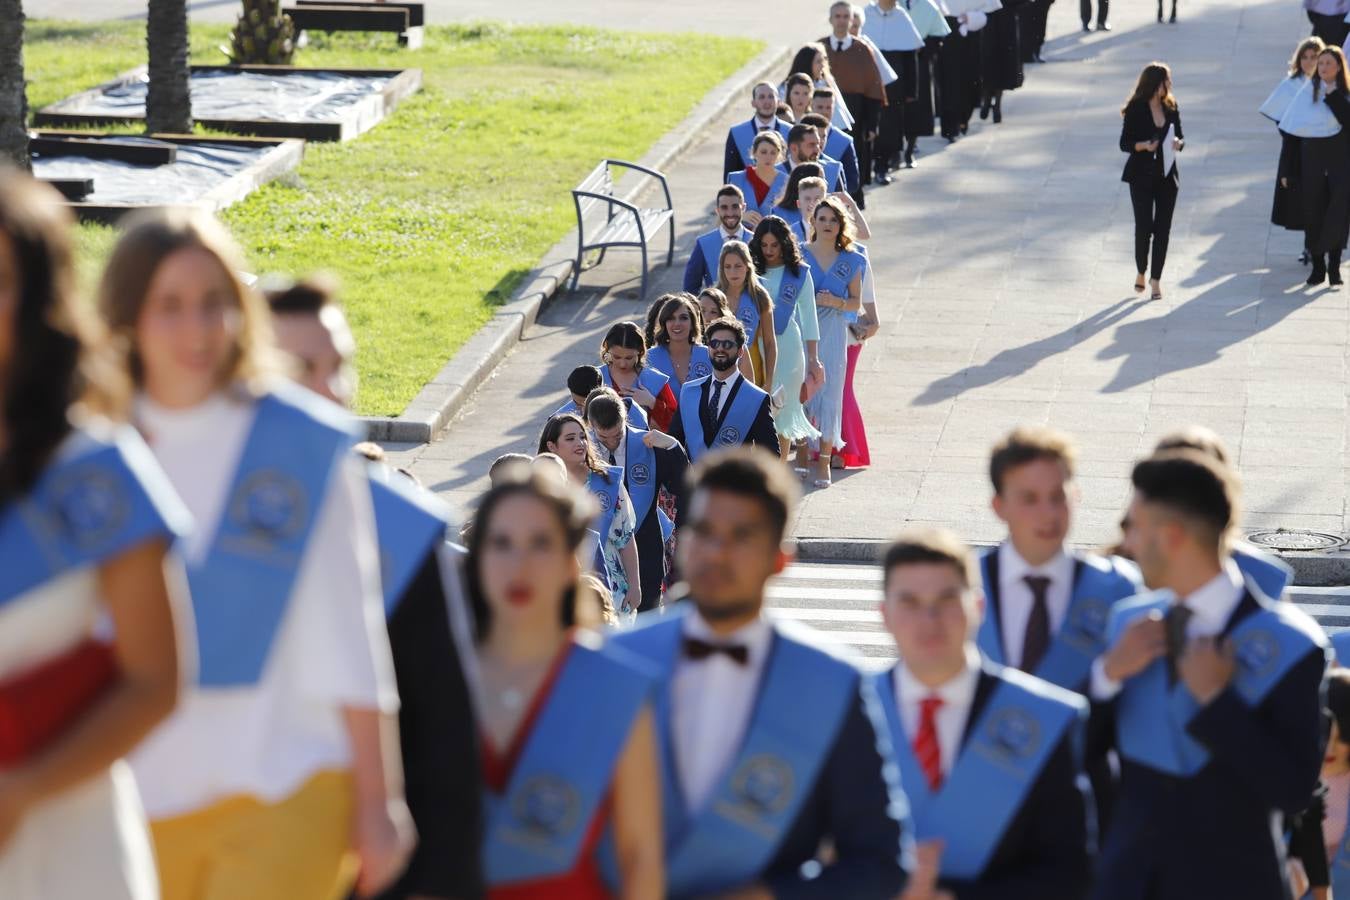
[1093,590,1328,900]
[616,427,689,612]
[932,666,1093,900]
[1120,100,1183,280]
[667,374,779,461]
[372,545,484,900]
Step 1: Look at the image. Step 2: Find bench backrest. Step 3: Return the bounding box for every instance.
[573,161,616,221]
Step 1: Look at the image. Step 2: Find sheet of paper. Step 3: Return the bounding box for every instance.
[1161,123,1176,177]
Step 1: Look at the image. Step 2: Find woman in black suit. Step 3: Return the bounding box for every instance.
[1120,62,1183,301]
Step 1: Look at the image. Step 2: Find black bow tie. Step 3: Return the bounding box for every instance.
[683,637,749,665]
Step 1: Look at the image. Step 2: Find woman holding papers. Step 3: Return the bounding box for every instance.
[1263,37,1325,264]
[1120,62,1184,300]
[1280,46,1350,287]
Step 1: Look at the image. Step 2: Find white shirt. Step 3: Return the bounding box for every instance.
[893,646,983,776]
[671,609,774,812]
[1089,561,1244,701]
[603,436,626,469]
[720,224,744,240]
[708,369,742,421]
[829,34,855,51]
[997,543,1075,670]
[130,388,397,818]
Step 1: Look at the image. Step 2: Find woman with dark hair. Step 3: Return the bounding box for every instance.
[538,413,641,615]
[727,131,790,228]
[802,197,865,489]
[598,322,676,433]
[749,216,822,459]
[787,43,854,130]
[1281,47,1350,287]
[464,465,662,898]
[783,71,817,123]
[772,161,827,231]
[646,294,713,390]
[0,173,186,900]
[715,240,777,389]
[100,208,411,900]
[1121,62,1185,299]
[1264,37,1325,266]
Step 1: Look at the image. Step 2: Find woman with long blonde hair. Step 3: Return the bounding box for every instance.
[715,240,777,390]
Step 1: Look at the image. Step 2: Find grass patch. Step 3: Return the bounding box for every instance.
[26,20,760,415]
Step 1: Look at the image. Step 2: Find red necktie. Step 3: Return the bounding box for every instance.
[913,695,944,791]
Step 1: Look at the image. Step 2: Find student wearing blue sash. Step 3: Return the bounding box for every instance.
[728,132,792,230]
[585,388,689,613]
[647,293,714,394]
[609,449,909,898]
[981,428,1140,833]
[749,215,823,461]
[266,277,485,900]
[599,322,676,434]
[99,209,411,900]
[539,413,643,616]
[0,172,189,900]
[682,186,755,294]
[464,464,662,898]
[1089,451,1329,900]
[811,88,862,193]
[531,452,616,597]
[801,197,864,489]
[771,161,825,233]
[724,81,794,182]
[875,529,1093,900]
[786,123,848,193]
[715,240,777,390]
[667,319,781,463]
[1300,667,1350,900]
[797,114,852,196]
[554,364,604,421]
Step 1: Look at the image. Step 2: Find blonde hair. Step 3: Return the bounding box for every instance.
[98,207,274,410]
[883,527,979,591]
[715,240,773,325]
[809,195,857,251]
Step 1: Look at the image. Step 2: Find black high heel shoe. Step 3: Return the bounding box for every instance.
[1308,254,1327,286]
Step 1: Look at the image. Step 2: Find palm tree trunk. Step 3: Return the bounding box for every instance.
[145,0,192,133]
[0,0,29,169]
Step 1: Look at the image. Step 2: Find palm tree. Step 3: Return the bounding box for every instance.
[146,0,192,133]
[0,0,28,169]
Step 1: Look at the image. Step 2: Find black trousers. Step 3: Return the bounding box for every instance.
[1129,177,1178,280]
[1308,9,1349,45]
[1022,0,1051,57]
[844,91,878,191]
[1157,0,1177,18]
[1081,0,1108,26]
[1301,133,1350,255]
[634,511,666,613]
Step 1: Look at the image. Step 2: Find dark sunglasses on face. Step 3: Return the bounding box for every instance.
[707,338,739,350]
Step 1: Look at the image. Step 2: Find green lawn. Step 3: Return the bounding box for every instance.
[25,21,760,415]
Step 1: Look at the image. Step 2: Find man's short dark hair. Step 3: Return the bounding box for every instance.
[704,316,747,348]
[566,364,604,398]
[689,447,799,545]
[1154,427,1231,467]
[883,527,977,592]
[584,386,625,430]
[787,123,818,148]
[776,101,796,122]
[799,112,831,130]
[812,86,835,100]
[265,274,339,315]
[1131,450,1238,553]
[989,426,1077,494]
[716,184,746,204]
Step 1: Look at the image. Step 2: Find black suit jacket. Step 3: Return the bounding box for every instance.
[1093,591,1328,900]
[667,375,779,459]
[939,668,1093,900]
[1119,100,1183,185]
[760,683,910,899]
[373,547,484,900]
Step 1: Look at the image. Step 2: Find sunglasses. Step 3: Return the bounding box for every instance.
[707,338,739,350]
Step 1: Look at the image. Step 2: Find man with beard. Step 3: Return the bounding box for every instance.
[667,318,779,460]
[725,81,795,181]
[608,448,911,898]
[683,185,755,293]
[786,121,848,193]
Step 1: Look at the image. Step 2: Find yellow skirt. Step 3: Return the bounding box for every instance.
[151,770,357,900]
[748,333,770,389]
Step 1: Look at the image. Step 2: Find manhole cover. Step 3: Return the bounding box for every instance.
[1247,530,1346,552]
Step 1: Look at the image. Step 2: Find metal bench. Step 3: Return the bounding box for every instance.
[570,159,674,302]
[284,3,423,48]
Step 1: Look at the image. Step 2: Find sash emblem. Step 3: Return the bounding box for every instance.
[1063,597,1110,651]
[630,463,651,485]
[231,470,306,542]
[1234,629,1280,681]
[592,487,613,512]
[831,259,852,280]
[782,282,798,301]
[50,466,129,549]
[692,362,711,378]
[979,707,1042,766]
[717,426,741,445]
[511,773,581,839]
[729,753,795,817]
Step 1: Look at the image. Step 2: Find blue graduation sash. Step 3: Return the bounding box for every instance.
[820,156,846,193]
[770,266,808,335]
[645,344,713,389]
[1331,629,1350,665]
[1231,543,1292,600]
[367,465,450,616]
[623,427,674,542]
[189,388,357,686]
[695,228,752,290]
[1260,76,1305,123]
[0,427,186,605]
[483,635,655,887]
[553,397,581,418]
[677,377,768,462]
[610,611,859,897]
[824,129,854,165]
[727,170,790,217]
[1114,590,1326,777]
[735,291,761,344]
[728,118,792,164]
[599,365,663,430]
[1330,803,1350,899]
[872,666,1084,879]
[586,466,624,545]
[976,549,1139,691]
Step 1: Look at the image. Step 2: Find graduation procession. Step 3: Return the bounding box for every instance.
[9,0,1350,895]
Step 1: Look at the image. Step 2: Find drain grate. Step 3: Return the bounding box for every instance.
[1246,530,1347,552]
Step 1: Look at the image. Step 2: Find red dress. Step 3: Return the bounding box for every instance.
[481,643,614,900]
[744,165,774,207]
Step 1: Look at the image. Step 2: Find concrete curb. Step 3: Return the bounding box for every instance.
[793,538,1350,587]
[361,42,792,443]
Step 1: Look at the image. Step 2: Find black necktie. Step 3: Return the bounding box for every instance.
[709,379,725,426]
[607,448,617,465]
[683,637,749,665]
[1165,603,1194,684]
[1020,575,1052,673]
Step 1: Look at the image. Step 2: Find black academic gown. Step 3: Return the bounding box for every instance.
[1092,590,1328,900]
[906,33,943,139]
[980,1,1024,95]
[937,17,982,137]
[1273,130,1306,233]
